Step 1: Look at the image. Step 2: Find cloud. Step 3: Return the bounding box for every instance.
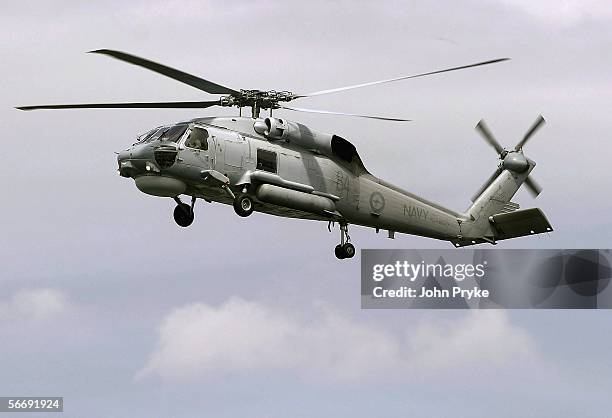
[498,0,612,24]
[0,288,70,322]
[137,298,537,383]
[409,309,535,374]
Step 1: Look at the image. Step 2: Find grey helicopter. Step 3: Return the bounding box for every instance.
[17,49,552,259]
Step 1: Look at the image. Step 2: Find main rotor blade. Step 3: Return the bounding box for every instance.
[89,49,239,95]
[515,115,546,151]
[16,100,220,111]
[295,58,509,98]
[279,105,410,121]
[524,176,542,198]
[475,119,505,155]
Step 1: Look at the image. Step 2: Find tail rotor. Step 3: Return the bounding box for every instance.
[471,115,546,202]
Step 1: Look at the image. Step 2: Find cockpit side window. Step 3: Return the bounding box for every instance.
[160,124,188,142]
[185,127,209,150]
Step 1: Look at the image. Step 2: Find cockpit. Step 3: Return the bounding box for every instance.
[136,124,189,144]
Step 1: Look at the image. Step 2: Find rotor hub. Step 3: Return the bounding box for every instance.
[502,151,529,173]
[220,90,295,117]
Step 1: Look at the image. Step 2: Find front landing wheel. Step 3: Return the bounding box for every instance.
[173,203,194,227]
[233,193,254,217]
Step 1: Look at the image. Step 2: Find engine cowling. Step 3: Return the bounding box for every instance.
[265,117,290,138]
[254,117,334,155]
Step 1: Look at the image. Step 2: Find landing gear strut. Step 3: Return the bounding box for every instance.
[173,196,195,227]
[334,223,355,259]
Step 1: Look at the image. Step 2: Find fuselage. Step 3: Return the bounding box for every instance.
[117,116,467,243]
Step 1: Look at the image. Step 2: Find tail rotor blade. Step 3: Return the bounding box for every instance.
[471,167,502,202]
[475,119,505,155]
[515,115,546,151]
[524,176,542,198]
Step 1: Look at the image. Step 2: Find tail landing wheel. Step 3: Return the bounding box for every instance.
[335,245,345,259]
[334,223,355,259]
[342,242,355,258]
[335,243,355,259]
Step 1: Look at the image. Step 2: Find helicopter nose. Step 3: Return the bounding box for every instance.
[117,149,129,163]
[117,148,138,177]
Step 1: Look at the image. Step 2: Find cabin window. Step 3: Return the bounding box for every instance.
[257,149,277,173]
[160,124,188,142]
[185,127,209,150]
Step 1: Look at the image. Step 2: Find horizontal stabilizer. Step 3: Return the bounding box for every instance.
[451,208,552,247]
[489,208,553,240]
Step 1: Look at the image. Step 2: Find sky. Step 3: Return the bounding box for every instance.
[1,0,611,417]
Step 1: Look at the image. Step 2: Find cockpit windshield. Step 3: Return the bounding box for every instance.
[136,127,160,143]
[159,124,188,142]
[136,124,188,144]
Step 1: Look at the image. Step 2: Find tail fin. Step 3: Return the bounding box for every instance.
[453,162,553,246]
[465,164,534,235]
[453,115,551,246]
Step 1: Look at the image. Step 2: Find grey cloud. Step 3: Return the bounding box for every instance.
[0,288,71,322]
[138,298,537,383]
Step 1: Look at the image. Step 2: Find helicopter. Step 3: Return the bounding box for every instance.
[17,49,552,259]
